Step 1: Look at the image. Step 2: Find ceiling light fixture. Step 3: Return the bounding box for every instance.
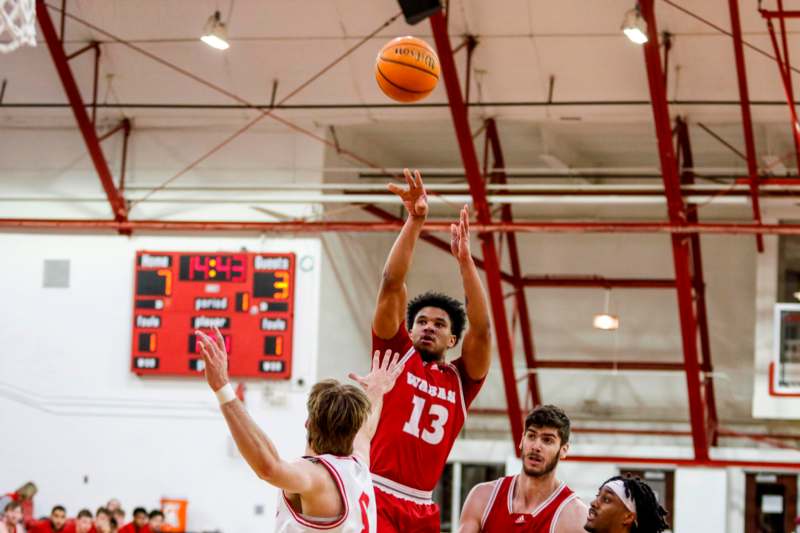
[593,289,620,331]
[201,11,230,50]
[622,4,648,45]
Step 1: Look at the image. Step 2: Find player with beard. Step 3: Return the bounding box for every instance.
[583,475,669,533]
[458,405,588,532]
[370,169,492,532]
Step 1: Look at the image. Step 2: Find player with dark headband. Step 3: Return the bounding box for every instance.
[584,475,669,533]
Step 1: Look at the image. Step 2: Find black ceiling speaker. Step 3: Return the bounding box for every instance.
[397,0,442,25]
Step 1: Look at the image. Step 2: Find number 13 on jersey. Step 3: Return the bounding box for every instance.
[402,395,449,445]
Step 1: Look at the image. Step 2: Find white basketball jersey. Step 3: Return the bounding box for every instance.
[275,454,376,533]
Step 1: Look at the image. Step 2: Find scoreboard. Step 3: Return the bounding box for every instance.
[131,251,295,379]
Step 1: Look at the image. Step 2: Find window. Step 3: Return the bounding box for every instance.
[619,469,674,531]
[433,461,505,532]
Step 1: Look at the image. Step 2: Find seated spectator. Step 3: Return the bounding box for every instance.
[117,509,148,533]
[93,510,111,533]
[26,506,67,533]
[102,503,119,516]
[62,510,92,533]
[145,512,161,533]
[109,512,123,533]
[0,502,23,533]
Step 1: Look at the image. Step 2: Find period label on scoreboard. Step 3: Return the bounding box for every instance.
[131,251,296,379]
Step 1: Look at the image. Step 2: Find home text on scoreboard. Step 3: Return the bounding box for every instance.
[131,251,296,379]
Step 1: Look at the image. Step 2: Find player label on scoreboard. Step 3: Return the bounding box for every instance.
[131,251,296,379]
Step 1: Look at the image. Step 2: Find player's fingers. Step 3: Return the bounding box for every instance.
[387,182,403,196]
[390,351,401,369]
[403,168,415,190]
[372,350,381,371]
[414,169,424,190]
[380,349,393,370]
[213,326,225,351]
[347,372,366,385]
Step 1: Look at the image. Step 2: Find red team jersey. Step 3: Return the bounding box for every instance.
[370,323,484,530]
[481,476,577,532]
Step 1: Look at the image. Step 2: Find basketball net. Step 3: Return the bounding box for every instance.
[0,0,36,53]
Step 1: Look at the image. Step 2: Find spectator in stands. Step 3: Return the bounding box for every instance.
[117,509,148,533]
[103,503,119,516]
[109,511,123,533]
[145,512,161,533]
[0,501,23,533]
[67,510,92,533]
[26,505,67,533]
[94,509,111,533]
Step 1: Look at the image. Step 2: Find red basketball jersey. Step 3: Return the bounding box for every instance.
[481,476,577,532]
[370,323,484,493]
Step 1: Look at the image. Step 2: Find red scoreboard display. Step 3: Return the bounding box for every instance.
[131,251,296,379]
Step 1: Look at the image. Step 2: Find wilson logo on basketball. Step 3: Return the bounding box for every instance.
[393,47,436,70]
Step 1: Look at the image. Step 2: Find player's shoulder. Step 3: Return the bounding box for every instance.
[465,479,502,506]
[553,492,589,532]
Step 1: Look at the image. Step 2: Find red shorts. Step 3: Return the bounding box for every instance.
[375,487,440,533]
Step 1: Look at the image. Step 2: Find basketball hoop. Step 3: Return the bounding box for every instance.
[0,0,36,53]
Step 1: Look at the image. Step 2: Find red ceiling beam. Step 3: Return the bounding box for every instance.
[36,1,127,222]
[530,360,685,372]
[675,117,719,446]
[640,0,709,461]
[5,218,800,234]
[520,276,675,288]
[486,118,541,407]
[430,11,524,449]
[15,218,800,234]
[728,0,764,252]
[565,455,800,469]
[761,9,800,18]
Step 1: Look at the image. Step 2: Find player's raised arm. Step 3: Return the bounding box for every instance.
[373,168,428,340]
[349,349,403,465]
[196,328,324,495]
[451,205,492,380]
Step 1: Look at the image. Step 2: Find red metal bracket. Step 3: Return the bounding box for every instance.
[485,119,541,408]
[761,2,800,170]
[640,0,709,461]
[430,11,525,449]
[675,117,719,446]
[36,1,127,222]
[728,0,764,252]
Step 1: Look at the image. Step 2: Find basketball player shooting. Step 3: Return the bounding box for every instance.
[458,405,588,532]
[369,169,492,532]
[197,328,403,533]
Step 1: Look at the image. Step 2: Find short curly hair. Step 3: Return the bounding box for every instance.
[525,404,571,445]
[406,291,467,343]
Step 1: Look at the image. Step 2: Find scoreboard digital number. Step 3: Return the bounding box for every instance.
[131,251,296,379]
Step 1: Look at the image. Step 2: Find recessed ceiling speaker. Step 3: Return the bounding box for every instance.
[397,0,442,25]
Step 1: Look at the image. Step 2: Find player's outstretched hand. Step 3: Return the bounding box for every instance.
[348,349,403,399]
[387,168,428,218]
[195,326,230,392]
[450,204,472,263]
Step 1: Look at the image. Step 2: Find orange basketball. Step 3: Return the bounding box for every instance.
[375,36,440,103]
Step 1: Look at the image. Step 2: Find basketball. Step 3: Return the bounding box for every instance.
[375,36,440,102]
